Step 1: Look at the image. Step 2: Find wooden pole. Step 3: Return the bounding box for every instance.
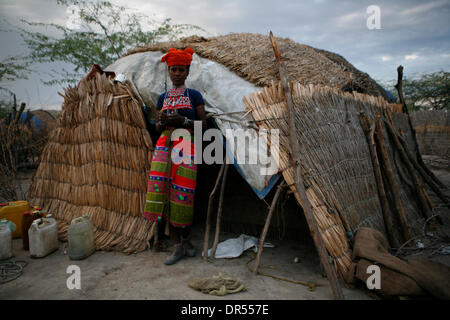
[394,65,445,189]
[269,31,344,300]
[360,112,398,248]
[210,163,229,259]
[11,94,17,125]
[375,115,413,241]
[387,121,449,206]
[383,119,437,220]
[14,102,26,124]
[384,120,446,223]
[254,180,286,274]
[203,162,226,262]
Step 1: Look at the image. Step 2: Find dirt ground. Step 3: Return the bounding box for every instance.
[1,156,448,300]
[0,226,373,300]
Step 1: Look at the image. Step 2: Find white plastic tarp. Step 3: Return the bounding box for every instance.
[205,234,275,259]
[106,52,279,198]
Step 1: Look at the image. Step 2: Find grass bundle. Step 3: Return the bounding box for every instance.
[30,71,154,254]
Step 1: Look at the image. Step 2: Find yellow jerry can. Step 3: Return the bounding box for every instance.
[0,201,30,238]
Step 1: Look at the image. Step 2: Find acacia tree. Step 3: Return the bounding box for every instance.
[0,56,30,119]
[380,71,449,110]
[17,0,203,85]
[402,71,449,110]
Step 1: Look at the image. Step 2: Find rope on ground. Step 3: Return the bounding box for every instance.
[246,252,322,292]
[0,259,27,285]
[188,273,246,296]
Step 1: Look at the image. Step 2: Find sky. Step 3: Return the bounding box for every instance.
[0,0,449,110]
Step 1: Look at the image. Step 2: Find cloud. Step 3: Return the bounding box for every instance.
[1,0,450,110]
[334,11,362,27]
[405,54,419,60]
[400,0,449,16]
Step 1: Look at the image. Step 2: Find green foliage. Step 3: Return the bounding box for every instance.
[402,71,449,110]
[0,105,12,120]
[0,56,29,83]
[380,71,449,110]
[0,56,30,109]
[17,0,204,85]
[0,88,15,120]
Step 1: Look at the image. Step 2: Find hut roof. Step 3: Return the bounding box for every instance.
[126,33,389,100]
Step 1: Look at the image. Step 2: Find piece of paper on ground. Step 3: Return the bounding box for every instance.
[205,234,274,259]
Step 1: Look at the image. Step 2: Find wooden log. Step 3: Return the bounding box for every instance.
[395,132,449,206]
[359,112,398,248]
[202,162,226,262]
[375,115,413,241]
[419,183,435,214]
[394,65,445,189]
[210,163,229,259]
[11,94,17,124]
[14,102,26,124]
[269,31,344,300]
[383,119,436,221]
[254,180,286,274]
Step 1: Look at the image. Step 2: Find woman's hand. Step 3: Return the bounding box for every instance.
[166,113,185,127]
[157,112,167,126]
[156,111,167,133]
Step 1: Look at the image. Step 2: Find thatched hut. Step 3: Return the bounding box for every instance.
[30,71,154,253]
[30,33,443,280]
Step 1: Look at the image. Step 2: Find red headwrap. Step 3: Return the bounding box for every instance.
[161,47,194,66]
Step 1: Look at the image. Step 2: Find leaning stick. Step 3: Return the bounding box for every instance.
[385,120,449,206]
[359,112,398,248]
[375,115,413,241]
[383,119,435,220]
[203,162,226,262]
[210,164,230,259]
[254,180,286,274]
[394,65,445,188]
[269,31,344,300]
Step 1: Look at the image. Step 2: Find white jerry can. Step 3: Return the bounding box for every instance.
[68,214,95,260]
[0,219,13,260]
[28,214,59,258]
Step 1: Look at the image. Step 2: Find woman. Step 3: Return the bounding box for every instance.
[143,47,207,265]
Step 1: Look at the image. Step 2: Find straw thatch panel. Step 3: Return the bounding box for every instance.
[411,110,449,157]
[244,82,425,277]
[126,33,389,101]
[30,72,154,254]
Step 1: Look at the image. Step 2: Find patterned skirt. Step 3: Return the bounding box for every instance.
[143,129,197,228]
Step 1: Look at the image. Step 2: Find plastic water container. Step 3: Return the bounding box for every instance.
[22,211,40,250]
[28,214,59,258]
[0,219,13,260]
[68,214,95,260]
[0,201,30,238]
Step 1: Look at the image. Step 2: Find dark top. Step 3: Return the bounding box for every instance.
[156,88,205,120]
